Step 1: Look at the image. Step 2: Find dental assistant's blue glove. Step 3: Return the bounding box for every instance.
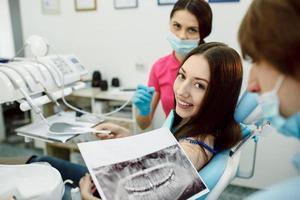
[133,84,155,116]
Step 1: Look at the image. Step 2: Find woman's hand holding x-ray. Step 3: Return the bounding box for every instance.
[79,174,100,200]
[95,122,132,140]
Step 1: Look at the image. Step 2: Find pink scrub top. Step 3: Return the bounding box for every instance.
[148,51,181,116]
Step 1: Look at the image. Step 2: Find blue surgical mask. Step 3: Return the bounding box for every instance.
[166,32,199,56]
[257,75,300,139]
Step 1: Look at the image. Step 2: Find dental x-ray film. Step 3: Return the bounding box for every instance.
[78,127,209,200]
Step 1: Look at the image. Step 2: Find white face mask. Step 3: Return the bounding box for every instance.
[166,32,199,56]
[257,75,300,138]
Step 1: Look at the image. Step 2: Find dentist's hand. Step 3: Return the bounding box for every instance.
[95,122,132,140]
[133,84,155,116]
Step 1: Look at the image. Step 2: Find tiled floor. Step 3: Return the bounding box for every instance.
[219,185,258,200]
[0,142,258,199]
[0,142,43,157]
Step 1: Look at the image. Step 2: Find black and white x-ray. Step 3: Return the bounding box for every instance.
[78,127,209,200]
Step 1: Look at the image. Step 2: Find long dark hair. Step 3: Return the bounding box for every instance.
[174,42,243,151]
[170,0,213,44]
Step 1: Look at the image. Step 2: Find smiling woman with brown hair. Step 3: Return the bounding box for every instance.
[97,42,243,171]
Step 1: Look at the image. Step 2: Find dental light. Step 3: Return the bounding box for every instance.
[11,35,49,60]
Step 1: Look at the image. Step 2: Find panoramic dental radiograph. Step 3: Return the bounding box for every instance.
[93,145,206,200]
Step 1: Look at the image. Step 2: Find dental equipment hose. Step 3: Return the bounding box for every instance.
[57,55,134,119]
[0,65,49,125]
[9,43,27,62]
[19,87,49,126]
[8,58,62,110]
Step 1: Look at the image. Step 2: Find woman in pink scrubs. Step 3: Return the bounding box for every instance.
[134,0,213,129]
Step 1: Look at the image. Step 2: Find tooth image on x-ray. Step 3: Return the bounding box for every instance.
[93,144,206,200]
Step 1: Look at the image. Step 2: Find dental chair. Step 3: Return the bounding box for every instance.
[163,91,262,200]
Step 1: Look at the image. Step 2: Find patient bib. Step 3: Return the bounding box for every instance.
[0,163,64,200]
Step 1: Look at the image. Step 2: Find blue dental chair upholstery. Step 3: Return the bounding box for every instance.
[163,91,260,200]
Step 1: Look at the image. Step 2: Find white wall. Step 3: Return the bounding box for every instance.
[0,0,15,58]
[233,129,300,189]
[20,0,170,87]
[0,0,14,141]
[18,0,300,189]
[19,0,251,88]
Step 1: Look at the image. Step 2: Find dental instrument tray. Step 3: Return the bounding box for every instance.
[16,112,103,143]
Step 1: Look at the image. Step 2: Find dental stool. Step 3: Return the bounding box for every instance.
[163,91,262,200]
